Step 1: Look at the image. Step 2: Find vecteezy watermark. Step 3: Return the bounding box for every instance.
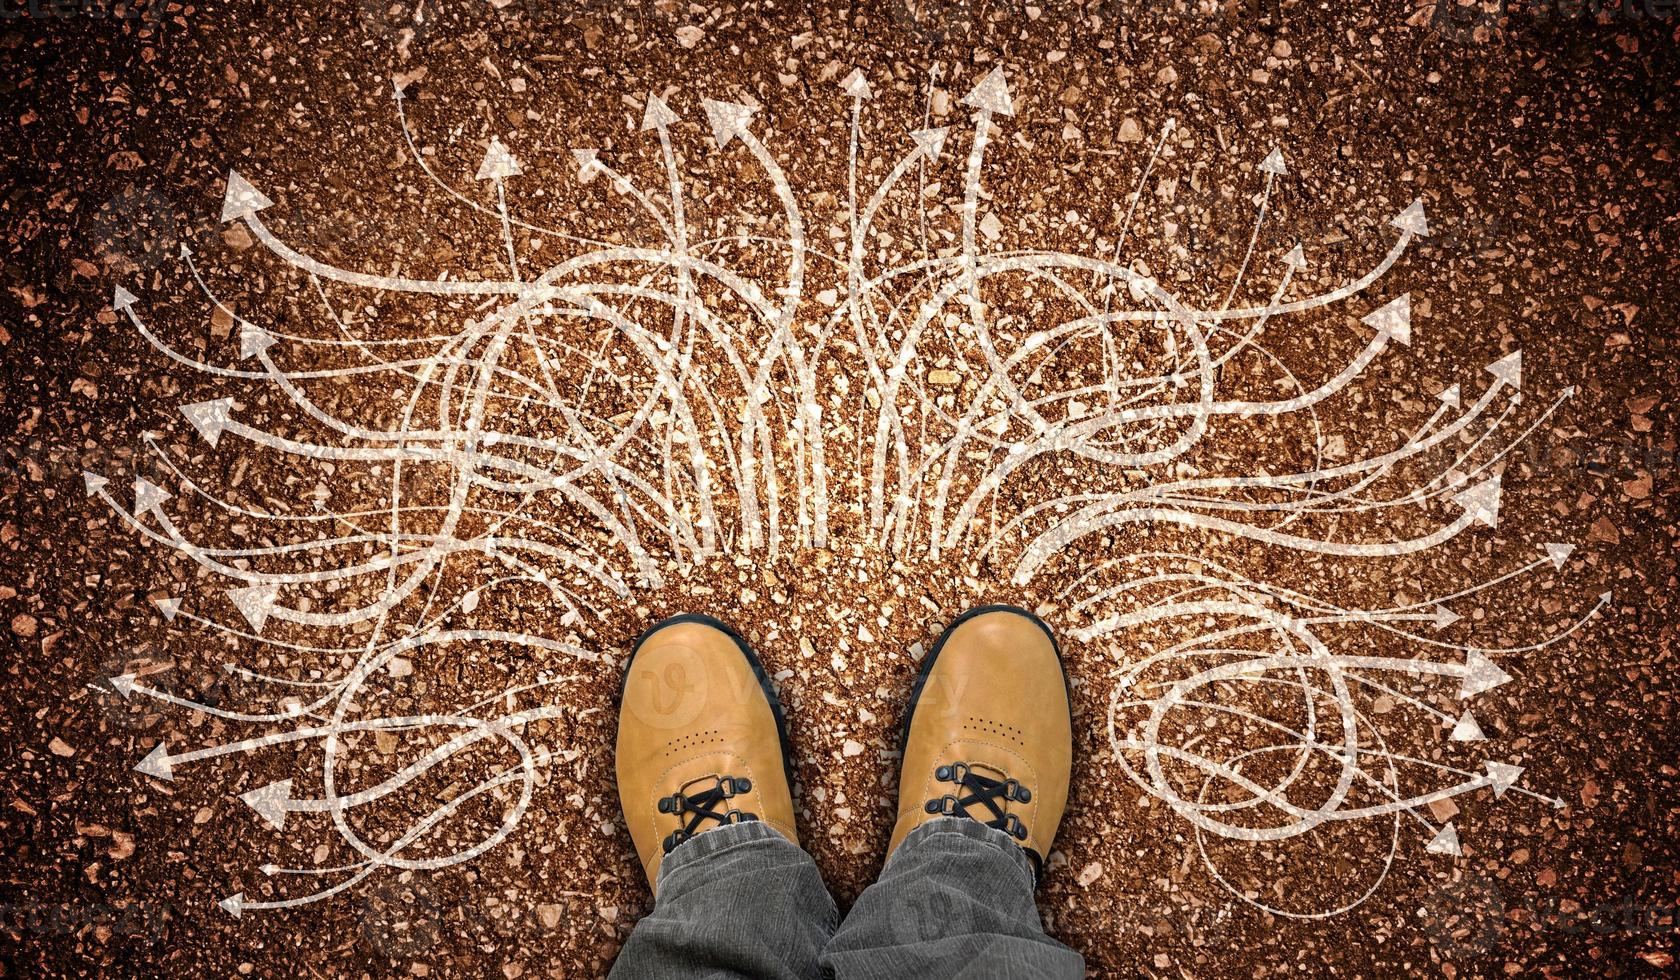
[1426,0,1678,44]
[1419,872,1679,961]
[0,439,173,492]
[1419,870,1508,960]
[0,0,164,21]
[0,900,172,945]
[874,0,1282,43]
[359,877,567,959]
[358,0,434,43]
[86,187,178,274]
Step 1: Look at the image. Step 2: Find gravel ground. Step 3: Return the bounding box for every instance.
[2,1,1677,977]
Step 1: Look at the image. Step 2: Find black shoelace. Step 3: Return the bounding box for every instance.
[922,761,1031,841]
[658,775,757,854]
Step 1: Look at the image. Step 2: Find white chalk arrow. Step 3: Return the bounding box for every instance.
[1361,293,1412,346]
[239,324,276,360]
[1460,651,1513,698]
[570,148,600,184]
[1452,474,1502,528]
[1487,350,1522,389]
[1432,604,1461,629]
[1438,383,1462,409]
[961,66,1013,116]
[1546,542,1575,569]
[181,397,235,447]
[133,477,171,517]
[153,596,181,621]
[240,779,294,831]
[135,742,174,780]
[110,673,138,699]
[702,98,758,148]
[1260,146,1287,175]
[840,68,873,100]
[227,583,279,633]
[1282,243,1306,269]
[1392,197,1430,236]
[1426,823,1461,856]
[1450,708,1486,741]
[220,170,273,223]
[1484,761,1524,797]
[475,138,523,181]
[219,893,244,919]
[82,470,108,496]
[640,92,678,132]
[910,126,950,163]
[111,284,137,312]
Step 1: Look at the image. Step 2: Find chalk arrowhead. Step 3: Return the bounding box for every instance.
[181,398,235,447]
[1486,350,1522,389]
[240,324,276,360]
[111,285,137,312]
[910,126,950,163]
[1282,243,1306,269]
[1453,473,1502,528]
[1391,197,1429,236]
[110,673,137,699]
[702,98,757,148]
[1437,383,1462,409]
[1460,651,1513,698]
[1599,590,1612,604]
[154,596,182,621]
[641,93,678,131]
[475,138,523,181]
[136,742,173,780]
[220,170,273,223]
[1362,293,1412,346]
[240,779,293,831]
[1450,708,1486,742]
[961,66,1013,116]
[82,470,109,496]
[1546,542,1574,569]
[1426,823,1461,856]
[1484,761,1524,797]
[1260,146,1287,175]
[219,893,244,919]
[1433,604,1461,629]
[840,68,873,100]
[571,148,600,184]
[228,584,279,633]
[133,477,172,517]
[390,77,406,100]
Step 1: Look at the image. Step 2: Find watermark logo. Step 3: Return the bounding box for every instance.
[1419,874,1679,961]
[1419,870,1507,960]
[358,0,433,44]
[0,900,174,945]
[86,187,177,274]
[359,878,567,959]
[0,0,164,21]
[1424,0,1678,44]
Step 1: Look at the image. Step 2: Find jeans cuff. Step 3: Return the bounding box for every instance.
[887,816,1038,889]
[656,818,792,888]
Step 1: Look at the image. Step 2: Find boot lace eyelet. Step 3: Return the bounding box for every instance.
[660,774,761,854]
[921,761,1033,842]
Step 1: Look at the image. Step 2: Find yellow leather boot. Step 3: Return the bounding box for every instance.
[888,605,1072,881]
[615,614,798,893]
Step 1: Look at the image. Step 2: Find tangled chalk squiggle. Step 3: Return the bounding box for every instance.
[86,67,1600,918]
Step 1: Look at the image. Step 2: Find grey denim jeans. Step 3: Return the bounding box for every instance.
[608,817,1084,979]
